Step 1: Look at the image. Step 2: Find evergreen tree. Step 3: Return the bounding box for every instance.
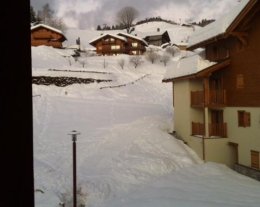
[96,25,101,30]
[30,6,37,23]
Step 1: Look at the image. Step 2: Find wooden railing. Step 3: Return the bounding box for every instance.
[209,123,227,138]
[191,91,204,107]
[191,122,205,136]
[191,90,226,107]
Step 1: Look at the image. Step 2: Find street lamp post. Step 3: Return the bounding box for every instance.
[69,130,80,207]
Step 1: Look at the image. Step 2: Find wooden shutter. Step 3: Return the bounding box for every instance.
[244,112,251,127]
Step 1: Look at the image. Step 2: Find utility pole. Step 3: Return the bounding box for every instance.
[69,130,80,207]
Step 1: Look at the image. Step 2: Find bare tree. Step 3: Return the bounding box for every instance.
[129,56,142,68]
[118,58,125,69]
[165,46,177,57]
[161,53,171,66]
[37,3,67,32]
[78,52,88,68]
[145,50,160,64]
[117,6,139,33]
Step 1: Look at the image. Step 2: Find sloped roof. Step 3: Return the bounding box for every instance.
[117,32,148,46]
[88,33,127,46]
[162,52,217,82]
[31,23,65,36]
[188,0,257,49]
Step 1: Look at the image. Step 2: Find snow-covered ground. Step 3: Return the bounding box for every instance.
[32,45,260,207]
[63,21,196,50]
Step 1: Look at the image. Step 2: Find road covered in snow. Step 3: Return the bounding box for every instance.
[32,46,260,207]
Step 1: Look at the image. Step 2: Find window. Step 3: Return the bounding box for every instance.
[251,150,259,169]
[132,42,138,47]
[238,111,250,127]
[111,45,120,50]
[110,38,115,42]
[132,51,137,55]
[236,74,244,89]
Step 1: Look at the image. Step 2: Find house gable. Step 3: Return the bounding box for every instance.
[31,24,66,48]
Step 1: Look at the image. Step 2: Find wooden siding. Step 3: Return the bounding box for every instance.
[31,27,65,48]
[206,10,260,107]
[93,35,146,55]
[95,37,126,55]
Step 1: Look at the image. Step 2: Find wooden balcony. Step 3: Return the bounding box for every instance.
[191,91,204,107]
[209,123,227,138]
[191,90,226,108]
[191,122,205,136]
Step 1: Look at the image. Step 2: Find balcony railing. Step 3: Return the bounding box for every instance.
[191,122,205,136]
[191,91,204,107]
[209,123,227,138]
[191,90,226,107]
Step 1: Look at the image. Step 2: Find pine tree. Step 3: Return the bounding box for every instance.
[30,6,37,23]
[96,25,101,30]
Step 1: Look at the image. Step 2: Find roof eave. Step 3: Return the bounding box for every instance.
[162,59,231,83]
[187,33,226,50]
[187,0,258,50]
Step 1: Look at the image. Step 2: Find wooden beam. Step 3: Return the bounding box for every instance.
[230,31,249,46]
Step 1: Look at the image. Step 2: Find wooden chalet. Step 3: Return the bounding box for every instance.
[163,0,260,180]
[31,24,67,48]
[143,31,170,46]
[89,33,148,56]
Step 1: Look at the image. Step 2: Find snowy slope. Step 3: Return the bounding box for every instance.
[64,21,197,50]
[32,46,260,207]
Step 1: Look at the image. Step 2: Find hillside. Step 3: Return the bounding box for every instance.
[32,45,260,207]
[64,21,198,50]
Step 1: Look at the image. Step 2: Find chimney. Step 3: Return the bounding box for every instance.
[157,28,160,32]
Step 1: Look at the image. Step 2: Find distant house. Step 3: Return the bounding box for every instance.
[89,33,148,55]
[31,24,67,48]
[163,0,260,180]
[143,31,170,46]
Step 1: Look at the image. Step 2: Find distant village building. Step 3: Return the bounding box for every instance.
[31,24,67,48]
[89,32,148,55]
[163,0,260,180]
[143,31,170,46]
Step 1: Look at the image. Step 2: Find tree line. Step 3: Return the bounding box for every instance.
[30,3,67,32]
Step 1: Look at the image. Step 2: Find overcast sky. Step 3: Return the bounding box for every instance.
[30,0,242,29]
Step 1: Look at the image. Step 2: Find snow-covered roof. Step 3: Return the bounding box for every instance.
[31,23,65,36]
[188,0,251,48]
[117,32,148,46]
[163,51,216,81]
[89,33,127,45]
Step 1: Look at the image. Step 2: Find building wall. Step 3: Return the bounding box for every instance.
[204,11,260,107]
[174,80,204,159]
[95,38,126,55]
[225,107,260,167]
[31,28,64,48]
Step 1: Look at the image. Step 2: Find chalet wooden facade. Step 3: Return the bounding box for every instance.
[89,33,148,55]
[163,0,260,179]
[31,24,67,48]
[143,31,170,46]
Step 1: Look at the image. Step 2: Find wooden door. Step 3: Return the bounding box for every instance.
[251,150,259,169]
